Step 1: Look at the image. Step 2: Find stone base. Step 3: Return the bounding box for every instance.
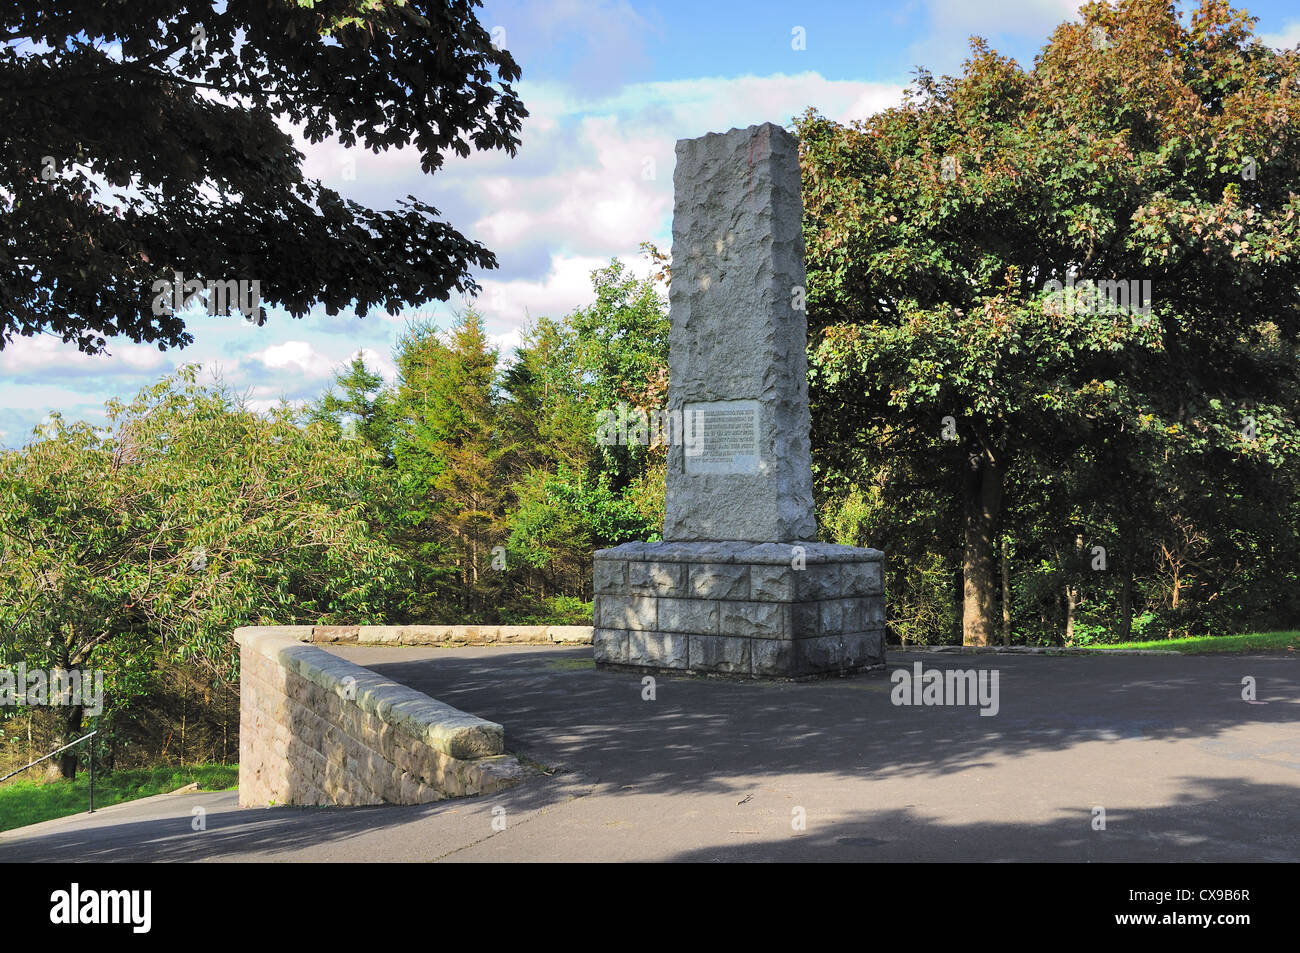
[592,541,885,678]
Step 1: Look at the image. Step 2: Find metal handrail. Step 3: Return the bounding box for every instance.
[0,729,99,812]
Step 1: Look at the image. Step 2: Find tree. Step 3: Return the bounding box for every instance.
[497,317,595,599]
[309,354,395,464]
[0,367,407,777]
[798,0,1300,644]
[500,316,591,476]
[0,0,526,353]
[568,257,670,501]
[492,257,670,607]
[391,308,508,616]
[545,257,669,547]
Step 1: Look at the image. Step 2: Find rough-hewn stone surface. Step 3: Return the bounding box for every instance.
[235,627,523,808]
[663,123,817,543]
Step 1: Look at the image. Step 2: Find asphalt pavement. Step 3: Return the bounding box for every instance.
[2,645,1296,862]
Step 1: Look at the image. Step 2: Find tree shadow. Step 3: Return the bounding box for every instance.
[3,646,1294,862]
[0,771,580,862]
[333,645,1300,798]
[662,775,1300,862]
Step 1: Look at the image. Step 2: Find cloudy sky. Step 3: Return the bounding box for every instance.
[3,0,1298,447]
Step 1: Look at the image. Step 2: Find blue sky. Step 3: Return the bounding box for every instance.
[3,0,1298,447]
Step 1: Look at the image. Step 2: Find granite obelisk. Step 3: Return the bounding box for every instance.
[661,122,817,543]
[592,122,885,677]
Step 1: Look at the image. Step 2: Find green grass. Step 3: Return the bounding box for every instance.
[545,658,595,671]
[1098,631,1300,654]
[0,763,238,833]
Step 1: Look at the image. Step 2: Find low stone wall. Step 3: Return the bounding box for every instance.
[236,627,523,808]
[303,624,592,646]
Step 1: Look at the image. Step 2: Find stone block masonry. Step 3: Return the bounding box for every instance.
[235,627,523,808]
[593,542,885,677]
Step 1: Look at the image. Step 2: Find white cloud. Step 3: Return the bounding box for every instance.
[907,0,1083,74]
[834,85,914,126]
[283,70,906,362]
[472,253,648,328]
[231,340,399,402]
[0,334,170,375]
[0,380,114,448]
[296,72,905,282]
[1260,21,1300,50]
[254,340,335,378]
[7,64,909,438]
[353,346,397,384]
[451,75,903,344]
[489,328,524,364]
[242,392,310,415]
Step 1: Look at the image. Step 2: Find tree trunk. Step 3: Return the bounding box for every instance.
[1000,535,1011,646]
[1118,564,1134,642]
[1064,585,1079,645]
[47,704,84,781]
[962,448,1004,645]
[180,679,188,767]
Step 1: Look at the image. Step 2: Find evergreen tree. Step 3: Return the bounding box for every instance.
[392,309,508,616]
[309,355,395,465]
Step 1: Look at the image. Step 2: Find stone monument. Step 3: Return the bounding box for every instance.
[592,122,886,677]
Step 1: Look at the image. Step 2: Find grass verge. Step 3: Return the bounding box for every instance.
[1099,631,1300,654]
[0,763,238,833]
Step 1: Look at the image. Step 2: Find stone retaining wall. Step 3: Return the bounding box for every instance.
[236,627,523,808]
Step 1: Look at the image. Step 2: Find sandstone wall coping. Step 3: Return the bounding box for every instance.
[234,626,504,760]
[291,624,592,645]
